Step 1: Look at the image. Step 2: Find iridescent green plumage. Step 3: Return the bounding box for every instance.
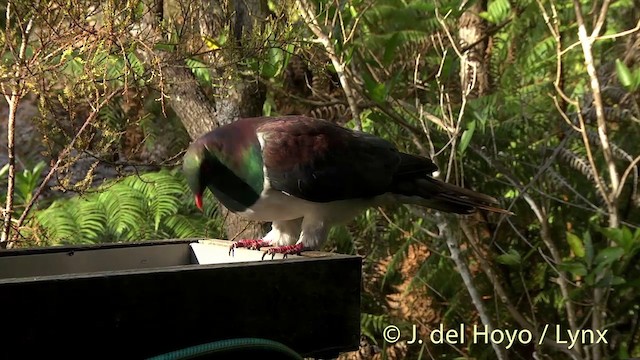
[182,122,265,212]
[237,145,264,196]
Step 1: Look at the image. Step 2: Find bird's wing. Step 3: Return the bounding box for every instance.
[258,117,414,202]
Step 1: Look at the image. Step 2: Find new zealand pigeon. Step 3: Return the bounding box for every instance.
[183,116,509,258]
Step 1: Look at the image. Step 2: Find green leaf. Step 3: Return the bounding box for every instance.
[63,56,84,77]
[0,163,8,178]
[186,58,211,84]
[594,272,626,288]
[559,261,587,276]
[583,231,594,267]
[383,33,401,66]
[482,0,511,23]
[566,232,585,257]
[126,51,145,78]
[459,119,476,155]
[504,189,519,199]
[611,276,626,286]
[261,46,284,78]
[496,249,521,267]
[616,59,633,88]
[154,43,177,52]
[599,227,633,252]
[371,83,388,103]
[594,247,625,267]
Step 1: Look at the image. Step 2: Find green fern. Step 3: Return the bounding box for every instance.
[101,182,145,240]
[185,58,212,85]
[35,169,223,245]
[74,198,108,242]
[37,201,78,244]
[126,49,145,78]
[361,313,389,344]
[123,171,184,231]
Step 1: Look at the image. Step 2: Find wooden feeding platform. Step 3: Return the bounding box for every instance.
[0,239,362,359]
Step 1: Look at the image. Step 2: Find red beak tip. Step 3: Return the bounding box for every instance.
[195,194,204,211]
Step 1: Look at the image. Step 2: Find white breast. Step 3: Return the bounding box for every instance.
[237,188,375,223]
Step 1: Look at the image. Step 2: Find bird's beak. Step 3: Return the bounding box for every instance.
[195,194,204,211]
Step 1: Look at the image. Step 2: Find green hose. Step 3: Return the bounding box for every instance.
[146,337,304,360]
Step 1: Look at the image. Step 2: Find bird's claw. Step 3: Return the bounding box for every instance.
[261,243,304,260]
[228,239,270,256]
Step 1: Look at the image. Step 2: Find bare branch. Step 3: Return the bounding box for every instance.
[574,0,620,225]
[591,0,611,38]
[435,213,508,360]
[1,10,34,247]
[617,155,640,200]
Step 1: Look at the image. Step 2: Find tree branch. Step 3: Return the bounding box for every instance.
[573,3,618,358]
[296,0,361,130]
[9,90,120,245]
[471,146,584,357]
[1,8,34,248]
[459,220,583,359]
[574,0,619,226]
[435,213,508,360]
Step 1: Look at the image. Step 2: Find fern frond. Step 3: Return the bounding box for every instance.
[37,201,79,244]
[123,171,185,231]
[126,50,145,78]
[558,148,596,182]
[98,181,146,241]
[72,198,107,242]
[361,313,389,344]
[164,215,207,238]
[35,170,224,245]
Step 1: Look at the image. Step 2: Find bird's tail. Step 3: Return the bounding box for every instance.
[392,177,513,215]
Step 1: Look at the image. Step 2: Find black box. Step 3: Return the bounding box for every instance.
[0,239,361,359]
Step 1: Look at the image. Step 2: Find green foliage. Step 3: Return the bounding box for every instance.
[35,170,223,245]
[0,161,46,206]
[560,226,639,292]
[615,59,640,91]
[186,58,212,85]
[481,0,512,24]
[361,313,389,344]
[0,161,47,217]
[495,249,522,267]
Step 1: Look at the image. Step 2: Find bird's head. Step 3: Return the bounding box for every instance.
[183,140,217,211]
[183,123,265,213]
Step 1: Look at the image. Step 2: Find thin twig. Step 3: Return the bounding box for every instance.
[591,0,611,38]
[616,155,640,200]
[11,90,120,242]
[559,19,640,57]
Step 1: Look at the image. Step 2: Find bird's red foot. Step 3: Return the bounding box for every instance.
[262,243,305,260]
[229,239,271,256]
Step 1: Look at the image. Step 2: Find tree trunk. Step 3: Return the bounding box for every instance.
[458,0,490,96]
[157,0,269,239]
